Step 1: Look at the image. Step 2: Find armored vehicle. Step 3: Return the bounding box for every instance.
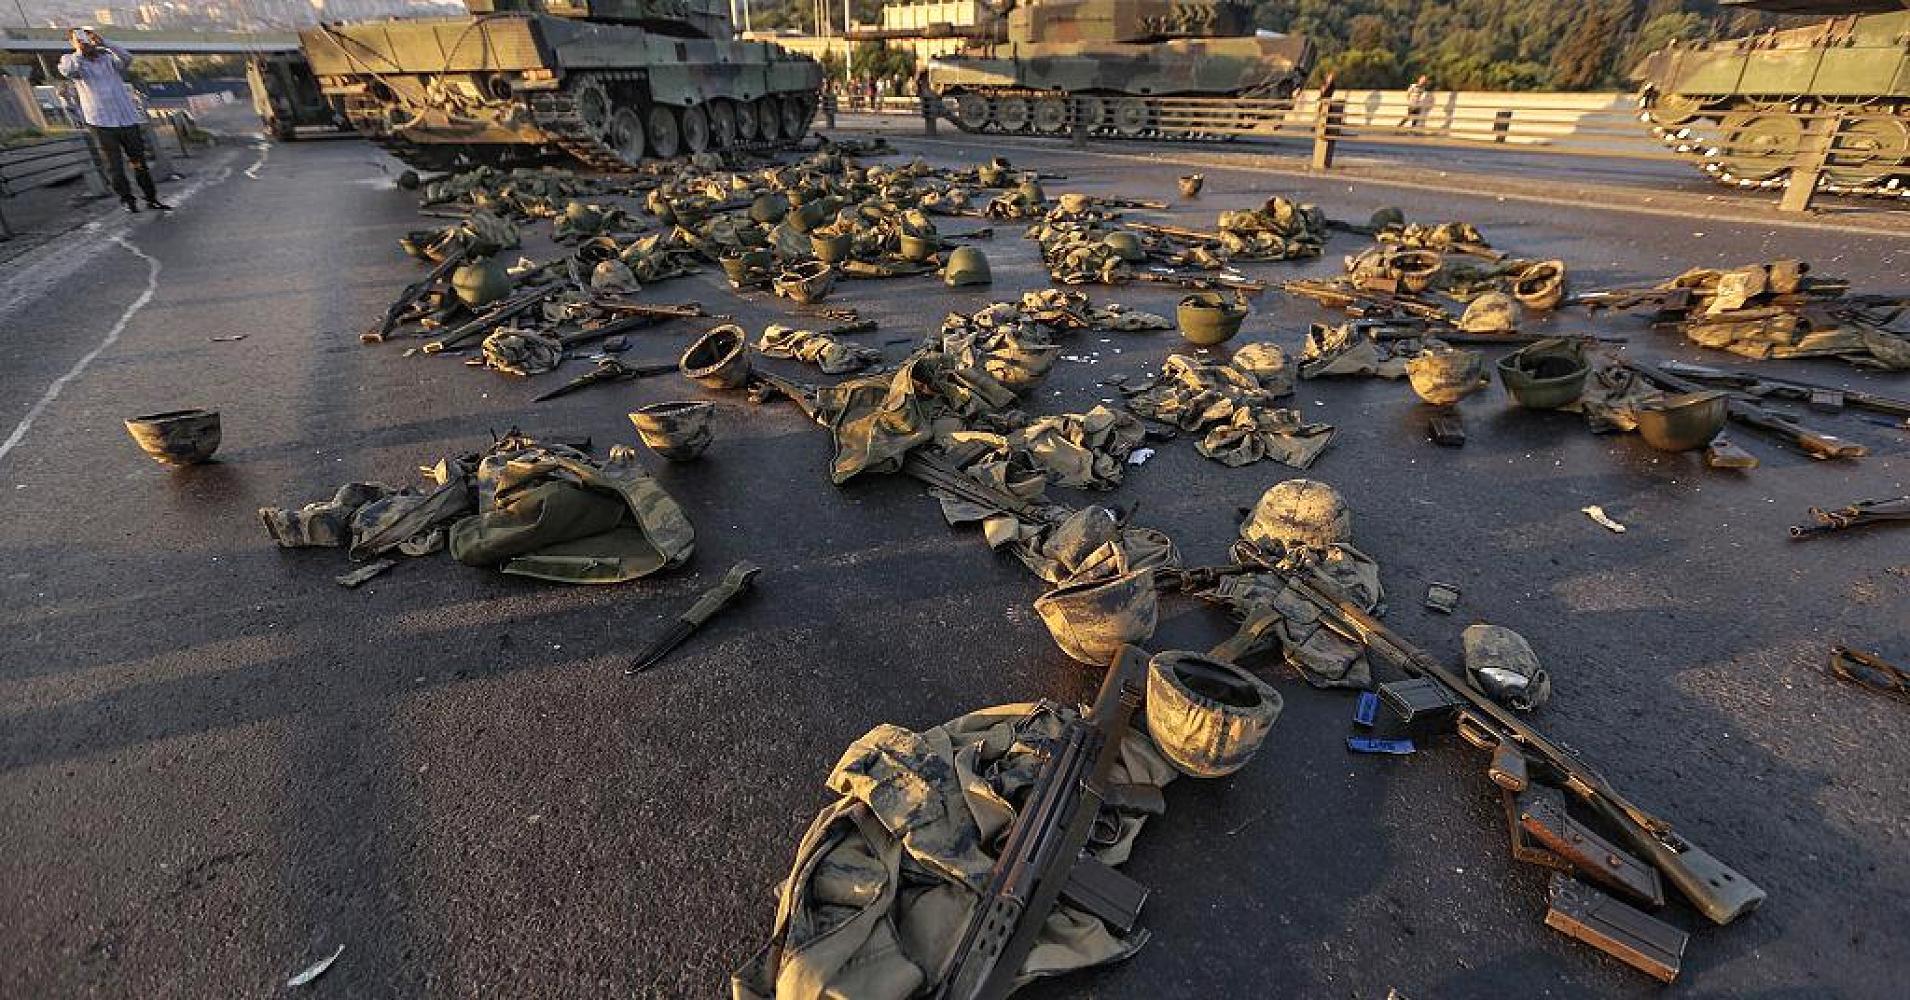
[911,0,1312,137]
[301,0,823,171]
[246,52,350,141]
[1632,0,1910,188]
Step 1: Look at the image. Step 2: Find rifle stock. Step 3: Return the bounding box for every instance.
[1273,568,1765,926]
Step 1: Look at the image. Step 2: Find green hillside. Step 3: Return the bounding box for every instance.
[1252,0,1772,90]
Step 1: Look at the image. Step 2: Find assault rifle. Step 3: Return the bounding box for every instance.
[934,645,1151,1000]
[1263,566,1765,979]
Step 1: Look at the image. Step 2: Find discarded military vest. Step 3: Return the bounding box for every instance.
[732,701,1179,1000]
[447,435,694,584]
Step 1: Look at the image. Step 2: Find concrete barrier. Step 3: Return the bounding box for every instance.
[0,133,92,194]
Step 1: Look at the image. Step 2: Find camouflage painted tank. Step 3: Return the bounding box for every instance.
[300,0,823,172]
[919,0,1312,138]
[1632,0,1910,188]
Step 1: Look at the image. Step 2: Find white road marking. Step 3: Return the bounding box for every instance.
[244,141,270,179]
[0,236,160,465]
[0,159,231,322]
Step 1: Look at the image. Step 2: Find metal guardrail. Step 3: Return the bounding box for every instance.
[871,92,1905,214]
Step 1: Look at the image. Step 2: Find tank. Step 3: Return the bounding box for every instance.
[908,0,1312,137]
[246,52,351,142]
[1632,0,1910,188]
[300,0,824,171]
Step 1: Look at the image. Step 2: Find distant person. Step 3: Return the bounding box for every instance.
[58,26,170,213]
[1400,75,1433,131]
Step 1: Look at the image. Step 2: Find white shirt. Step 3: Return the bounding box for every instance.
[57,43,146,129]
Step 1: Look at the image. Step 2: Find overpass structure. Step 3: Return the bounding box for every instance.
[0,29,300,56]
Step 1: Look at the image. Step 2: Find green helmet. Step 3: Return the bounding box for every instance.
[1103,231,1145,262]
[1017,179,1046,205]
[943,246,992,286]
[1241,479,1352,549]
[1635,391,1728,452]
[1368,206,1406,232]
[1176,291,1248,347]
[450,256,513,309]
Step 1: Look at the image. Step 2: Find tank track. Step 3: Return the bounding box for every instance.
[369,135,484,173]
[1641,106,1908,200]
[527,71,816,172]
[942,89,1267,142]
[526,74,647,173]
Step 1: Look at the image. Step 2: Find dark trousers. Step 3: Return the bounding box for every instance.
[91,124,158,204]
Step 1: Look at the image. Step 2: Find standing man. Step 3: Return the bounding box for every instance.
[1399,75,1433,132]
[58,26,171,213]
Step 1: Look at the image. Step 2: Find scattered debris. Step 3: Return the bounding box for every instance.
[1424,582,1461,614]
[286,944,343,988]
[1582,506,1628,533]
[334,559,396,589]
[1827,645,1909,705]
[1789,496,1910,539]
[628,561,761,673]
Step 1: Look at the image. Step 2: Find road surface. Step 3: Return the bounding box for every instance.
[1,123,1906,999]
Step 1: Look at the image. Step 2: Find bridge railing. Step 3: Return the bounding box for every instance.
[877,90,1904,214]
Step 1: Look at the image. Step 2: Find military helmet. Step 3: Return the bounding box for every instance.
[395,170,421,191]
[1144,651,1283,778]
[1368,206,1406,232]
[1512,260,1566,312]
[944,246,992,287]
[1242,479,1352,549]
[561,200,605,232]
[1017,179,1046,204]
[1034,570,1158,665]
[1406,346,1489,407]
[1459,291,1520,334]
[748,192,790,225]
[450,256,513,309]
[1057,192,1092,214]
[1103,231,1145,262]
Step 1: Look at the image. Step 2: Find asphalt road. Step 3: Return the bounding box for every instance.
[1,124,1906,1000]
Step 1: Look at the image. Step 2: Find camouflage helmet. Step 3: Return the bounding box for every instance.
[1017,178,1046,204]
[1058,192,1092,214]
[1459,292,1520,333]
[749,192,790,225]
[1103,231,1145,262]
[1369,206,1406,231]
[1242,479,1352,549]
[1406,346,1489,407]
[1144,651,1282,778]
[1034,570,1159,665]
[943,246,992,287]
[628,400,715,463]
[1512,260,1566,312]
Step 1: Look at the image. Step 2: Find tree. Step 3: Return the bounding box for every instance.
[1549,1,1629,90]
